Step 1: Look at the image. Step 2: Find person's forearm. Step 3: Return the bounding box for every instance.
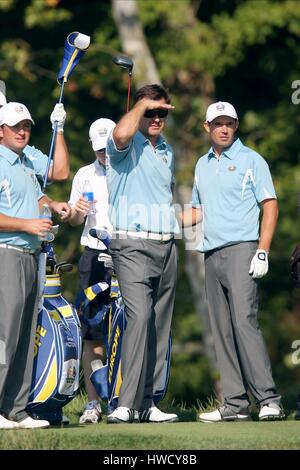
[0,213,28,232]
[68,207,85,227]
[180,207,202,227]
[48,133,70,181]
[113,101,146,149]
[39,195,51,208]
[258,199,278,252]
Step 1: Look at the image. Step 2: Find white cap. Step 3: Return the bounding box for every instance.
[206,101,238,123]
[0,102,34,126]
[89,118,116,151]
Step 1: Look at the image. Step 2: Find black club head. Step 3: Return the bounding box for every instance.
[112,55,133,75]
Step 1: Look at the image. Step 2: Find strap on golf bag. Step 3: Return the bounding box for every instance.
[27,274,82,420]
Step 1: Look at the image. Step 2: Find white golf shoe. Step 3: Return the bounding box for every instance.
[0,414,19,430]
[198,405,251,423]
[16,416,50,429]
[139,406,178,423]
[258,403,285,421]
[107,406,135,424]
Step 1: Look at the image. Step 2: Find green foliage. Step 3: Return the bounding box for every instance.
[25,0,72,29]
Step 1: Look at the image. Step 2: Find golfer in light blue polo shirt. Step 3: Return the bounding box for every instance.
[0,145,44,250]
[181,101,284,423]
[0,101,70,430]
[105,84,178,425]
[192,137,276,253]
[106,129,177,234]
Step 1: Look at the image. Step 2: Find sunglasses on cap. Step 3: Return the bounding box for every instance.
[144,109,169,119]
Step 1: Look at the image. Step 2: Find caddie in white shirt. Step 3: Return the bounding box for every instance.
[67,118,115,424]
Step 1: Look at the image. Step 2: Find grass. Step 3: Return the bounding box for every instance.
[0,395,299,450]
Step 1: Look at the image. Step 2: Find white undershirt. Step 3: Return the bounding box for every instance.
[69,160,112,250]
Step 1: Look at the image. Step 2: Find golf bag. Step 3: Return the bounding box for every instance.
[76,231,172,413]
[27,243,82,424]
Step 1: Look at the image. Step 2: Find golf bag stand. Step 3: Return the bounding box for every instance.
[26,241,82,425]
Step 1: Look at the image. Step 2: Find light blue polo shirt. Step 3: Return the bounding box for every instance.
[0,144,44,249]
[106,130,178,234]
[23,145,48,181]
[192,138,276,252]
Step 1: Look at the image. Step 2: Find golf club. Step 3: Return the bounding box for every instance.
[55,261,73,274]
[112,55,134,112]
[43,32,91,190]
[89,228,111,249]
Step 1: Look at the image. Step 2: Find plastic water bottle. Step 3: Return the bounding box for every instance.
[82,180,95,215]
[39,203,54,242]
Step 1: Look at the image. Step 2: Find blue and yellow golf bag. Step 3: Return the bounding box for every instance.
[76,230,172,413]
[27,244,81,424]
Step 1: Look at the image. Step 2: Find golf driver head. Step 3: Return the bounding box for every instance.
[46,257,56,274]
[55,262,73,274]
[112,55,134,75]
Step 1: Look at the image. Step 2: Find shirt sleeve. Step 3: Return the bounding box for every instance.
[24,145,50,179]
[68,170,83,206]
[191,170,202,208]
[252,155,276,203]
[106,132,131,163]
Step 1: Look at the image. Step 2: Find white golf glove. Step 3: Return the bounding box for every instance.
[50,103,66,131]
[249,249,269,279]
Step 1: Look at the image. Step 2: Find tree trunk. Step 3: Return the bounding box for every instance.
[112,0,161,86]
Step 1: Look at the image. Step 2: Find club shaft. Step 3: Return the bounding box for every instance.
[42,81,66,190]
[126,74,131,113]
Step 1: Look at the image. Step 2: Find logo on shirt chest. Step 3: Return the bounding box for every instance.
[155,150,168,165]
[228,165,236,171]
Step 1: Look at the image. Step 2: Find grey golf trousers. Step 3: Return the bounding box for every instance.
[110,236,177,410]
[0,249,38,421]
[205,242,281,412]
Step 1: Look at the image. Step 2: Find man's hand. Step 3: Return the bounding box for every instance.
[140,98,175,112]
[73,196,92,215]
[23,218,53,237]
[249,249,269,279]
[49,201,71,221]
[50,103,66,132]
